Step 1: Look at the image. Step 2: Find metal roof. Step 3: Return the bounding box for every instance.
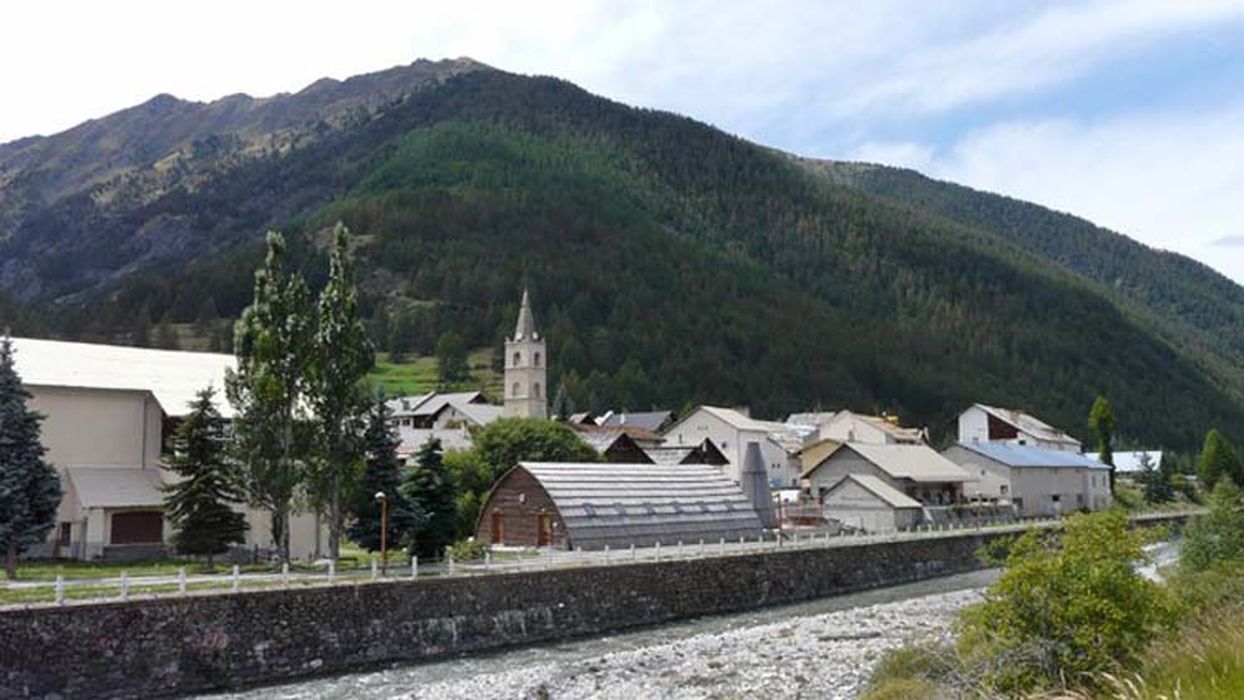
[66,467,165,509]
[11,337,235,418]
[397,428,475,455]
[1086,450,1163,474]
[805,443,970,482]
[827,473,923,509]
[957,442,1110,470]
[973,403,1081,447]
[517,462,765,550]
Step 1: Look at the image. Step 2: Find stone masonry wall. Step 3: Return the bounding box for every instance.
[0,530,1015,699]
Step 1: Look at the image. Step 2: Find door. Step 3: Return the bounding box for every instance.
[110,511,163,544]
[537,514,553,546]
[490,512,504,544]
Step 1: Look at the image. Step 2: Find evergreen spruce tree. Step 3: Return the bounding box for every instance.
[226,231,314,562]
[1088,395,1116,493]
[1139,452,1174,504]
[347,395,422,552]
[163,387,248,565]
[308,223,375,561]
[0,334,62,579]
[1198,428,1242,488]
[402,437,458,559]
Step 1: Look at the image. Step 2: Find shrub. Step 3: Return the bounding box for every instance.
[957,510,1178,694]
[447,538,489,562]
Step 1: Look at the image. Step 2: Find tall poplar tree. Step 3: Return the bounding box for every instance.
[226,232,314,562]
[347,394,423,552]
[163,387,248,565]
[309,223,374,560]
[0,334,62,579]
[1089,395,1117,494]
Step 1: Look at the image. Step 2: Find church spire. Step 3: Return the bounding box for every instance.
[513,287,537,341]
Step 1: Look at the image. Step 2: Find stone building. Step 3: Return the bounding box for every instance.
[503,288,547,419]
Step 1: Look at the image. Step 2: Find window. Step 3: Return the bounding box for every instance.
[512,382,521,398]
[534,382,541,399]
[58,522,71,547]
[1051,494,1061,503]
[1000,485,1009,495]
[721,441,728,450]
[534,351,541,367]
[513,351,521,366]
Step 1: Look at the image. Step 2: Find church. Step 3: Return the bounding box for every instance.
[503,288,548,419]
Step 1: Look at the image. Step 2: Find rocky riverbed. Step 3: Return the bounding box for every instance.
[225,572,993,700]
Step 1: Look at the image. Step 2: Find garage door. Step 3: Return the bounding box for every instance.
[111,511,163,544]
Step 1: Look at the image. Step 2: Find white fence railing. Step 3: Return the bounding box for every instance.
[1,509,1201,609]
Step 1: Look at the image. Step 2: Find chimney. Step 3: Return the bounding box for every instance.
[741,441,777,528]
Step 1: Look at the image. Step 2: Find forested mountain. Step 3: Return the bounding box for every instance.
[0,61,1239,450]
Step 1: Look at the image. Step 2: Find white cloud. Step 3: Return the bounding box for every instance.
[867,106,1244,282]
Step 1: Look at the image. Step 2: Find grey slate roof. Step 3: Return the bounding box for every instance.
[958,442,1110,470]
[519,462,766,550]
[598,410,673,432]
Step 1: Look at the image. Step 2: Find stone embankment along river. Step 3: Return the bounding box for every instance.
[0,514,1191,699]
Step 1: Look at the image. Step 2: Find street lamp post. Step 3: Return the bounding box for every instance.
[375,491,388,576]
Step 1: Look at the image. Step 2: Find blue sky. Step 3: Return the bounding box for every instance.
[5,1,1244,281]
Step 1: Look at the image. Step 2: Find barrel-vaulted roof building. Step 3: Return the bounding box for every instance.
[476,462,766,550]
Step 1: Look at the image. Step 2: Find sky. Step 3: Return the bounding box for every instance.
[5,1,1244,281]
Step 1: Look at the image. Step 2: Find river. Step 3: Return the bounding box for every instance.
[216,569,998,700]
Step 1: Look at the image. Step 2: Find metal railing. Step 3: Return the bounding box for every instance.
[1,509,1201,609]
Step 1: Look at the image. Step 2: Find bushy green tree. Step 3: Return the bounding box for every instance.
[1181,479,1244,574]
[435,331,469,386]
[402,438,458,558]
[1198,428,1242,489]
[226,231,315,562]
[163,387,247,565]
[347,395,422,552]
[1088,396,1116,493]
[472,417,598,482]
[0,334,62,579]
[1140,452,1174,504]
[958,510,1177,694]
[308,223,375,560]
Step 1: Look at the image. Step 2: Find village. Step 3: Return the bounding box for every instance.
[3,285,1161,569]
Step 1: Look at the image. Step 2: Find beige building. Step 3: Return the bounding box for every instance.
[798,410,927,445]
[821,473,924,532]
[802,442,972,508]
[661,405,803,488]
[12,337,323,562]
[957,403,1081,452]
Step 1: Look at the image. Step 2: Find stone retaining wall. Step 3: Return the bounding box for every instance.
[0,517,1184,699]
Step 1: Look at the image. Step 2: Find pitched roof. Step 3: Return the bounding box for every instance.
[1086,450,1163,474]
[697,405,786,433]
[11,337,235,418]
[516,462,765,550]
[397,428,475,455]
[512,288,538,341]
[973,403,1081,447]
[957,442,1110,470]
[805,443,970,482]
[386,393,435,417]
[827,473,923,509]
[598,410,672,433]
[829,410,925,444]
[644,440,730,466]
[66,467,165,509]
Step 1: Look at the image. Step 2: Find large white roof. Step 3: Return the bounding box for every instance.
[11,337,236,418]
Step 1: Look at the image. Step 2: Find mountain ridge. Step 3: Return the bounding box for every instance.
[0,64,1239,451]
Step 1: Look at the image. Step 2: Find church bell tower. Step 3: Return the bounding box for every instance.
[503,288,547,419]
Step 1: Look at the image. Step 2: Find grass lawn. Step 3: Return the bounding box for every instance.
[368,348,502,398]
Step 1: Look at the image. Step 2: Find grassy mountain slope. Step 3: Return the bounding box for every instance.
[0,67,1239,449]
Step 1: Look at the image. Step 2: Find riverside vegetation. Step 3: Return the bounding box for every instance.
[863,480,1244,699]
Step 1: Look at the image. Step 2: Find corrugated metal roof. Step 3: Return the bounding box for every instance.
[12,337,235,418]
[67,467,165,509]
[519,462,765,549]
[1086,450,1162,474]
[828,474,923,509]
[959,442,1110,469]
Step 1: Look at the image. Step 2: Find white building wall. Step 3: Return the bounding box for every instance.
[29,385,162,469]
[957,406,991,445]
[664,410,787,484]
[820,414,890,445]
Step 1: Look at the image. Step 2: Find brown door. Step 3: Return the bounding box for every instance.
[537,514,552,546]
[111,511,163,544]
[490,512,504,544]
